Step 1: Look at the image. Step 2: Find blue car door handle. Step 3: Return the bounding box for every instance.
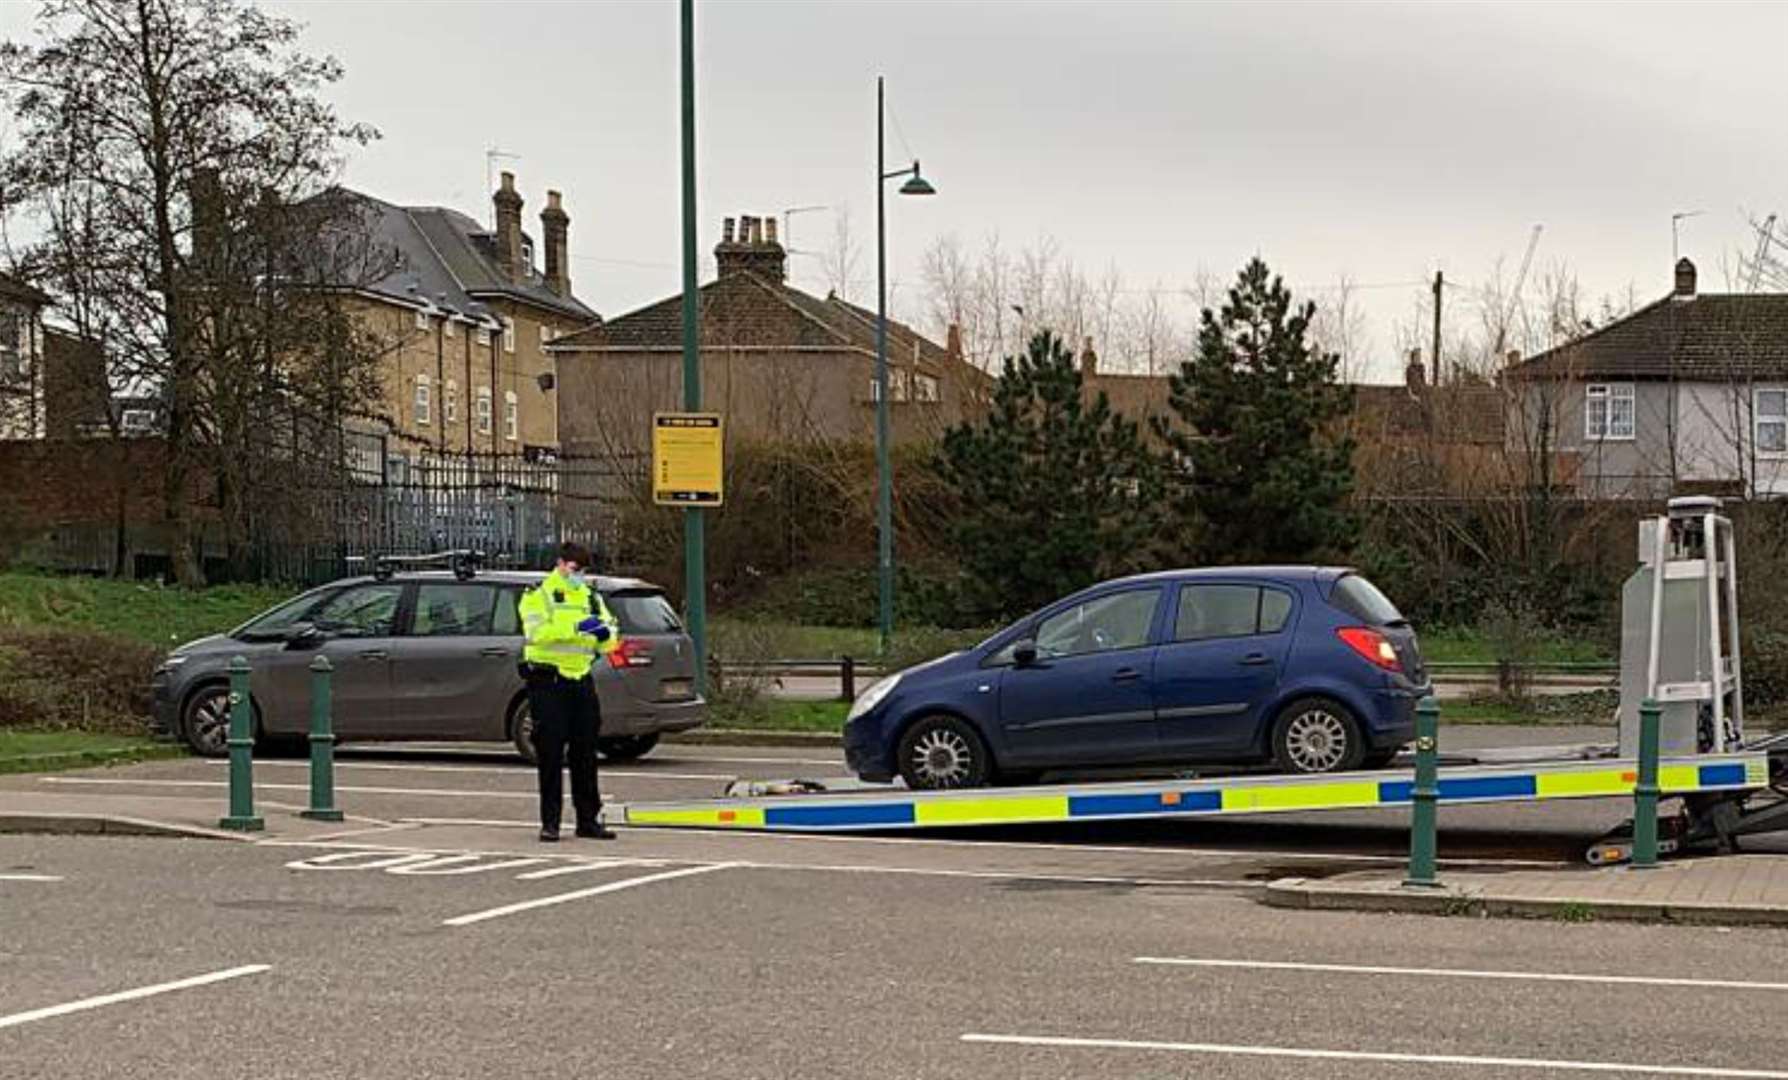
[1112,667,1143,682]
[1239,653,1273,666]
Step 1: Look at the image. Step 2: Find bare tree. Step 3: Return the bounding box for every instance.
[1,0,377,583]
[821,205,861,303]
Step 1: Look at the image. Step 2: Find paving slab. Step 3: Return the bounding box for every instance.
[1264,853,1788,926]
[0,789,391,843]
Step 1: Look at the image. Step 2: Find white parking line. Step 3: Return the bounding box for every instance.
[0,965,271,1031]
[515,860,653,880]
[959,1033,1788,1078]
[443,863,737,927]
[1132,957,1788,992]
[385,855,549,876]
[208,758,845,781]
[0,873,63,882]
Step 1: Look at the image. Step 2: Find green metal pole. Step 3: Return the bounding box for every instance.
[302,655,343,822]
[1403,696,1440,888]
[219,656,263,832]
[1631,697,1661,869]
[875,74,894,656]
[680,0,707,694]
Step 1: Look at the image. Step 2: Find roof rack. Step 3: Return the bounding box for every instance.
[345,549,488,582]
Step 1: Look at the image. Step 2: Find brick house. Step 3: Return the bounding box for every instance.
[550,214,984,467]
[1506,258,1788,498]
[334,172,599,478]
[0,273,51,440]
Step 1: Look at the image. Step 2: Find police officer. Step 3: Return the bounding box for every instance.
[519,541,621,842]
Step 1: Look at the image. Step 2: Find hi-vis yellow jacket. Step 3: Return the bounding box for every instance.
[519,570,621,680]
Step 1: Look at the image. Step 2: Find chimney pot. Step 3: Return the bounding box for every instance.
[946,322,962,359]
[492,171,524,281]
[723,217,735,243]
[1675,257,1697,299]
[765,217,779,245]
[713,213,787,282]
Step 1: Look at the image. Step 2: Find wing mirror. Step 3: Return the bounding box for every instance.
[284,622,324,648]
[1012,638,1039,668]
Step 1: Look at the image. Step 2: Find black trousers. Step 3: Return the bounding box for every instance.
[528,672,601,831]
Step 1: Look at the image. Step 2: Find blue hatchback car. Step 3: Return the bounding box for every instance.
[844,567,1429,789]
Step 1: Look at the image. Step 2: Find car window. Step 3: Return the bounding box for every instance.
[234,588,331,640]
[1176,585,1260,641]
[606,590,682,634]
[1332,575,1404,625]
[411,584,499,637]
[492,587,524,636]
[1033,588,1160,659]
[1261,588,1294,633]
[311,583,402,638]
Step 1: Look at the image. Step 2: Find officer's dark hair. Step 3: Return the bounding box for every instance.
[556,541,593,568]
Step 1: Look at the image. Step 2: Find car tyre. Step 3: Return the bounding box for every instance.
[1271,697,1367,775]
[511,699,538,765]
[181,684,235,758]
[598,734,661,762]
[897,715,991,790]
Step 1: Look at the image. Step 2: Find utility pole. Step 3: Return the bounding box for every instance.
[679,0,706,691]
[1431,270,1443,386]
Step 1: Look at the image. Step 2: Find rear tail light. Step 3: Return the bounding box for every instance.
[605,638,654,670]
[1337,627,1402,673]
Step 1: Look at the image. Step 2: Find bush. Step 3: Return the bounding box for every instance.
[731,560,988,630]
[0,627,162,733]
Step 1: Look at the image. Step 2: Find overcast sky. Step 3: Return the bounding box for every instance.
[5,0,1786,381]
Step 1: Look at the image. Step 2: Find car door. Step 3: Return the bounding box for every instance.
[387,581,516,739]
[995,586,1165,767]
[259,582,403,737]
[1152,582,1298,758]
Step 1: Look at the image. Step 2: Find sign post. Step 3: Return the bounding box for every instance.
[653,413,724,507]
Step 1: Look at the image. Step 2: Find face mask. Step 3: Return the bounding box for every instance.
[563,569,587,591]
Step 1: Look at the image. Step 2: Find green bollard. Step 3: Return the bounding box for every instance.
[1403,696,1441,888]
[1631,698,1661,870]
[218,656,264,832]
[302,655,343,822]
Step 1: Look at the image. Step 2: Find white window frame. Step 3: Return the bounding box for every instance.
[1585,382,1635,441]
[1756,388,1788,457]
[120,409,153,434]
[914,373,940,403]
[443,380,460,425]
[414,308,429,331]
[503,390,519,442]
[444,318,457,339]
[502,317,516,354]
[475,387,493,435]
[540,323,552,348]
[414,374,432,426]
[476,325,493,347]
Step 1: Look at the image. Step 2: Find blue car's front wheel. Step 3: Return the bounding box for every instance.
[897,715,991,790]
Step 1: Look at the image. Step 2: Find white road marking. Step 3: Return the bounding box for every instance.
[515,860,652,880]
[0,965,271,1031]
[385,855,549,876]
[443,863,737,927]
[284,851,442,871]
[959,1033,1788,1078]
[1132,956,1788,992]
[46,773,748,795]
[303,822,422,842]
[0,873,63,882]
[390,814,1562,869]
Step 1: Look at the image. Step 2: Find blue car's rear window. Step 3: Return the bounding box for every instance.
[1331,575,1404,625]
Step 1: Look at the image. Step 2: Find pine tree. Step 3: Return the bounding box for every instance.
[936,330,1166,619]
[1153,258,1356,565]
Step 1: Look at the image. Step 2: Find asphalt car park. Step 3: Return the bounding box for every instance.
[7,824,1788,1079]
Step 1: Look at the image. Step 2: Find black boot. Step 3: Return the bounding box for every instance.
[539,826,561,843]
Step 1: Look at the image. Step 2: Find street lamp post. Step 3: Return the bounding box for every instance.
[875,75,935,655]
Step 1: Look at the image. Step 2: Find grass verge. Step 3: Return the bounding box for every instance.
[0,730,188,775]
[0,571,290,650]
[1439,691,1617,727]
[709,699,849,734]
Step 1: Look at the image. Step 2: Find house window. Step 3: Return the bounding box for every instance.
[520,239,535,276]
[414,374,431,426]
[414,309,430,332]
[915,373,940,403]
[444,318,457,339]
[476,387,492,435]
[476,325,492,347]
[891,371,910,402]
[120,409,154,435]
[1757,389,1788,454]
[443,380,460,425]
[0,312,23,379]
[503,390,519,441]
[1585,383,1635,441]
[502,317,516,354]
[540,324,553,348]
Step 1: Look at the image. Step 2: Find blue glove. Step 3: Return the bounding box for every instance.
[576,616,610,642]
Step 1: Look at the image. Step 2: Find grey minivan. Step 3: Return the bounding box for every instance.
[150,570,706,761]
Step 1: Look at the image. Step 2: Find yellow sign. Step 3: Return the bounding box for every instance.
[652,413,724,506]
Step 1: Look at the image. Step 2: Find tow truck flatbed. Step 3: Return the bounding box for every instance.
[619,749,1776,835]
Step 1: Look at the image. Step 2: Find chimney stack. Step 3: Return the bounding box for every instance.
[946,322,963,360]
[493,171,524,282]
[540,190,570,298]
[1080,336,1098,379]
[1674,257,1697,300]
[713,212,787,282]
[1405,348,1425,393]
